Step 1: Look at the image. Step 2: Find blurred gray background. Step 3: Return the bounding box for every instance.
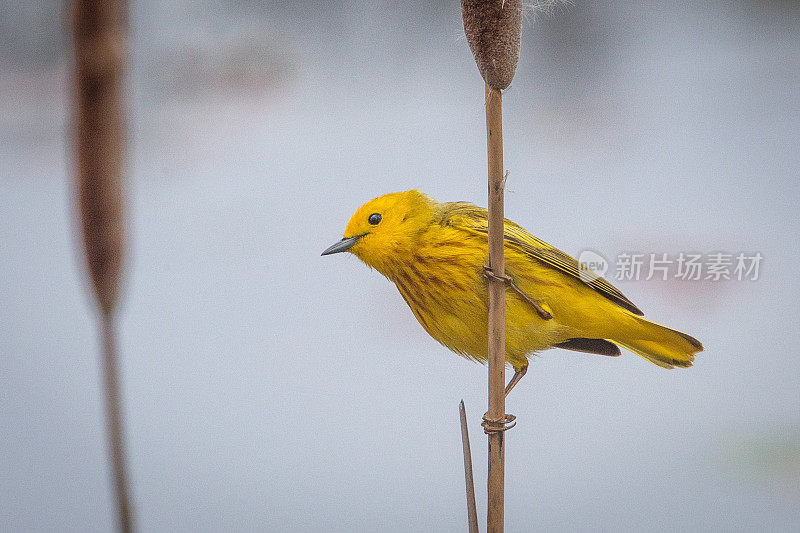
[2,0,799,531]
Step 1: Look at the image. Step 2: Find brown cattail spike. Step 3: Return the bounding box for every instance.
[74,2,134,532]
[461,0,523,90]
[74,0,127,316]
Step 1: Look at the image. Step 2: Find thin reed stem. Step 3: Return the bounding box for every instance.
[101,313,134,533]
[459,400,479,533]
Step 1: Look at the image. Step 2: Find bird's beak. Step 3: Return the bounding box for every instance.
[321,234,364,256]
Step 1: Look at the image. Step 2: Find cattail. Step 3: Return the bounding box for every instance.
[73,1,133,532]
[461,0,523,90]
[74,0,126,316]
[461,1,524,532]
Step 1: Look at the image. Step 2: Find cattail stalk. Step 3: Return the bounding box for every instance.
[485,84,506,533]
[461,1,522,532]
[73,0,133,531]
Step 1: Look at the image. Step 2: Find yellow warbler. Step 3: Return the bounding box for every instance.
[322,190,702,392]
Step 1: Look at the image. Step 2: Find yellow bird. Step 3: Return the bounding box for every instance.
[322,190,702,394]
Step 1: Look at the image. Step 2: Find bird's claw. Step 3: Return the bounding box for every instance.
[481,411,517,434]
[482,265,553,320]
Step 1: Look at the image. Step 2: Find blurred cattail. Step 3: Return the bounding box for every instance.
[74,0,126,317]
[73,1,133,532]
[461,0,523,90]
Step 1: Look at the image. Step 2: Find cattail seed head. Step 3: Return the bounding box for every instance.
[74,0,127,315]
[461,0,522,90]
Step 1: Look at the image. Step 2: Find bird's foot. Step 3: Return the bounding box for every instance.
[482,265,553,320]
[481,412,517,434]
[504,364,528,397]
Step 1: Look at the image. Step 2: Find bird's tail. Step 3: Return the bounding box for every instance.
[613,316,703,369]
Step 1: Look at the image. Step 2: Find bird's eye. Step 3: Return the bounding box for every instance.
[368,213,382,225]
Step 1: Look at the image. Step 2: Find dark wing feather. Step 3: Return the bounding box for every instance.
[555,338,621,356]
[440,202,644,316]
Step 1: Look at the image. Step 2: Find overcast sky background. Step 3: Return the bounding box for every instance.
[2,0,799,531]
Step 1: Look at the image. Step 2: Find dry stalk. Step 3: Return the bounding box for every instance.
[484,83,507,533]
[459,400,479,533]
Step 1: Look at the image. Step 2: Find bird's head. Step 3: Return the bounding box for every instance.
[322,190,436,273]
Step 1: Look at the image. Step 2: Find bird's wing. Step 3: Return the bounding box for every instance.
[440,202,644,316]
